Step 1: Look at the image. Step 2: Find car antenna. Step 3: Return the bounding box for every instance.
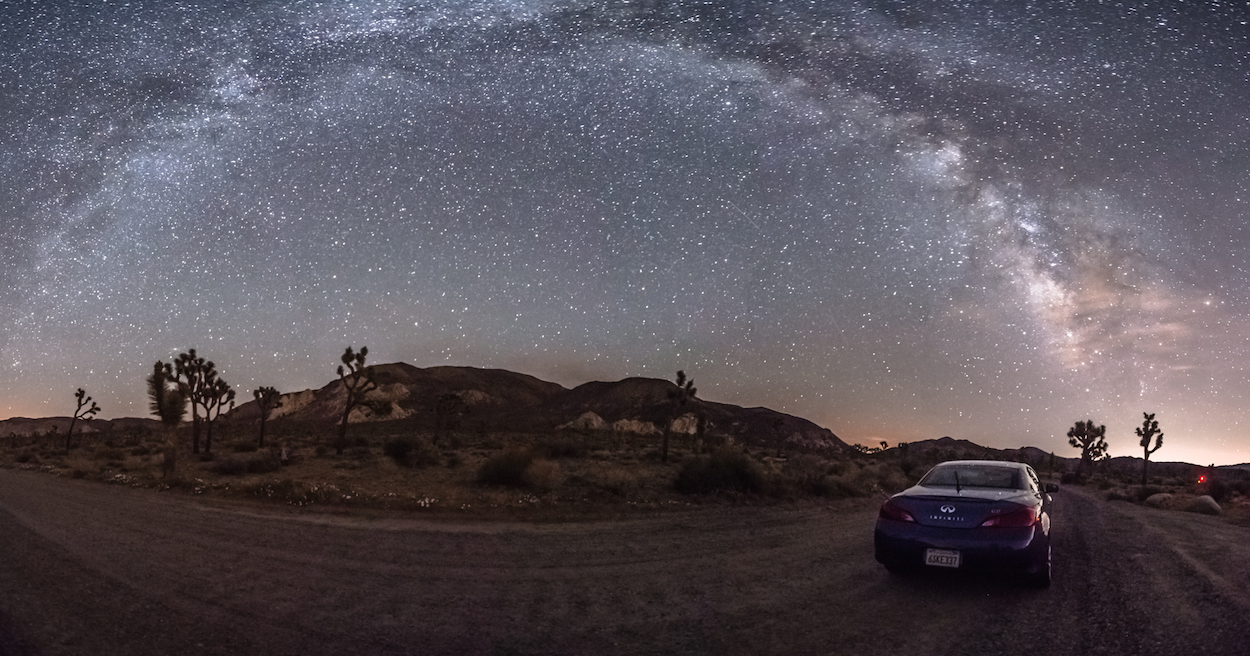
[954,470,962,494]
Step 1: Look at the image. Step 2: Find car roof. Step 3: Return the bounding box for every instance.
[931,460,1031,470]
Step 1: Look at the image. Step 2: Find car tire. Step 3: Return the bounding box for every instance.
[1024,544,1051,588]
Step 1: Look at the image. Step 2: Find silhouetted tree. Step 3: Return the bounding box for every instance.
[252,386,282,448]
[432,393,466,446]
[1067,419,1108,478]
[1136,412,1164,485]
[65,388,100,450]
[148,361,186,477]
[174,350,215,454]
[147,361,186,429]
[663,370,696,464]
[202,377,235,454]
[335,346,379,455]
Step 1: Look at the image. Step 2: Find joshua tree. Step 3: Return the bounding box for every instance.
[147,361,186,429]
[174,350,214,454]
[1136,412,1164,485]
[432,393,466,446]
[335,346,379,455]
[252,386,282,448]
[66,388,100,450]
[202,377,235,454]
[663,370,697,464]
[1067,419,1108,478]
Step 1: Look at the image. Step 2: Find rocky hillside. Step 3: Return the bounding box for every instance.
[224,363,852,454]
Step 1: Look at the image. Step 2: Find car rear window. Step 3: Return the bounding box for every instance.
[920,466,1022,489]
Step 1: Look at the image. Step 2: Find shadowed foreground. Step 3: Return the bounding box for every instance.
[0,470,1248,655]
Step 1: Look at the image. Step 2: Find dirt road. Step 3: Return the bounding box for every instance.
[1,469,1248,655]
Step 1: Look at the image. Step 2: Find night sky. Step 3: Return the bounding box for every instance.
[3,1,1249,464]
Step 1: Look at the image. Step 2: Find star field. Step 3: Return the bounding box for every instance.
[3,1,1249,464]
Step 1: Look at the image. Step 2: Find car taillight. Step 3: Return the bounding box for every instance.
[879,498,916,523]
[979,506,1038,527]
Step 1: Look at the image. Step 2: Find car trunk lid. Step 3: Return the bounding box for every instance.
[891,493,1029,529]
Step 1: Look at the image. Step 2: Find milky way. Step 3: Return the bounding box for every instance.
[3,0,1249,464]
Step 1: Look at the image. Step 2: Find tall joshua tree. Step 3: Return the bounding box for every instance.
[252,386,282,448]
[1067,419,1108,479]
[335,346,379,455]
[663,370,697,464]
[66,388,101,450]
[1136,412,1164,485]
[174,349,233,454]
[202,376,235,454]
[174,350,209,454]
[147,361,186,429]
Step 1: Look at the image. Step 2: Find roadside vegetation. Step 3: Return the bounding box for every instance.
[4,417,1248,522]
[0,418,920,516]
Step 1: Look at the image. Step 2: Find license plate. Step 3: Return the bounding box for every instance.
[925,548,961,568]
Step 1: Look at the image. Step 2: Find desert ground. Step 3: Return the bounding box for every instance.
[1,467,1248,655]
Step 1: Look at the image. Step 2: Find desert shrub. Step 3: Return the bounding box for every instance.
[824,460,848,476]
[230,441,259,453]
[524,458,562,492]
[774,455,843,497]
[93,447,126,461]
[1106,488,1133,502]
[383,437,415,461]
[1060,472,1081,485]
[597,470,636,496]
[314,444,328,456]
[130,445,152,457]
[445,452,463,469]
[675,447,763,494]
[477,449,534,487]
[246,452,282,474]
[1231,479,1250,498]
[877,468,913,494]
[211,455,249,476]
[1207,479,1233,504]
[476,449,560,490]
[383,437,439,468]
[14,450,37,464]
[71,468,88,479]
[819,474,867,498]
[535,436,588,459]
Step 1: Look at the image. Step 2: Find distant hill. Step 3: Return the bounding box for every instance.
[221,363,853,454]
[0,416,160,442]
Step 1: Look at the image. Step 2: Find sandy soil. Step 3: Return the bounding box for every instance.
[0,471,1248,655]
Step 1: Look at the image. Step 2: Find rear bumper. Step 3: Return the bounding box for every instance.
[874,519,1047,573]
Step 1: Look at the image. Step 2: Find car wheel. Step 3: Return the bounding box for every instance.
[1025,544,1051,588]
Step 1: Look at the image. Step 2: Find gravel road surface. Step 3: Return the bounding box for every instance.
[1,469,1248,655]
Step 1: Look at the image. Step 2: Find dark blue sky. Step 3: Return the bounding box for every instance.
[3,1,1248,463]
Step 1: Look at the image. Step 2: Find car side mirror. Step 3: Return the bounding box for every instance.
[1044,483,1059,493]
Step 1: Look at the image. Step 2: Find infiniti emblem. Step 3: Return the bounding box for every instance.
[940,505,956,513]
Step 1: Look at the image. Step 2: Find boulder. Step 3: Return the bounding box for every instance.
[610,419,660,435]
[1187,495,1222,516]
[558,412,607,431]
[1143,493,1174,508]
